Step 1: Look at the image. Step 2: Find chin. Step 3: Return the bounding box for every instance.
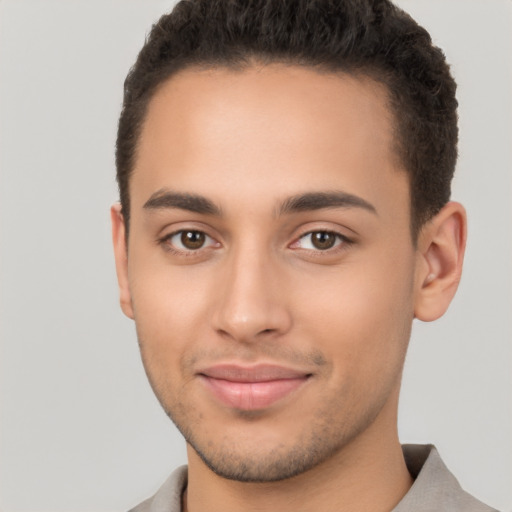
[189,437,333,482]
[175,404,375,483]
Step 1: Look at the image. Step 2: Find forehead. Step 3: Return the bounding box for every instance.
[131,64,407,219]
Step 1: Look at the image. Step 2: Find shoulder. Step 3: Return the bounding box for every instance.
[127,449,499,512]
[395,444,499,512]
[128,465,188,512]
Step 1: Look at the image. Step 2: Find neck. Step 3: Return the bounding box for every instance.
[183,398,413,512]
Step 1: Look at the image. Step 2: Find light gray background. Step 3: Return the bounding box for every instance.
[0,0,511,511]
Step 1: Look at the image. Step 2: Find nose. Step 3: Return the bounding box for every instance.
[211,247,293,343]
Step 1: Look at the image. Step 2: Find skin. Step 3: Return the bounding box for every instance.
[112,64,466,512]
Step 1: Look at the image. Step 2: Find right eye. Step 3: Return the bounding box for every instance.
[160,229,218,253]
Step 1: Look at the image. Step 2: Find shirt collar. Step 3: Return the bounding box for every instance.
[142,445,496,512]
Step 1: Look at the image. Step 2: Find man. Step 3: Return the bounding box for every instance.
[111,1,497,511]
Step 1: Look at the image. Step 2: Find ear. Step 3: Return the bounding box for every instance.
[111,204,135,319]
[414,201,467,322]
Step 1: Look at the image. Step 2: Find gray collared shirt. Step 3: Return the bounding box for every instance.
[129,444,498,512]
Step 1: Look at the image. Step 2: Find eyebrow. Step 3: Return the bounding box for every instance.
[143,190,222,216]
[142,188,377,218]
[278,191,377,216]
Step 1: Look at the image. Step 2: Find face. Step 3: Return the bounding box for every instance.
[115,65,422,482]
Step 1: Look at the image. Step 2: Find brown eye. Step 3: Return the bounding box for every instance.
[180,230,206,249]
[164,230,217,252]
[293,230,345,251]
[310,231,337,250]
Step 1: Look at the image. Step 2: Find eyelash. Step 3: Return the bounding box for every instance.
[291,230,353,254]
[157,229,353,256]
[158,230,218,256]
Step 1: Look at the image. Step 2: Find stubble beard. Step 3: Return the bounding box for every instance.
[161,386,390,483]
[137,329,408,484]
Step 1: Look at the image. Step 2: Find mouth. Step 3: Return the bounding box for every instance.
[197,364,312,411]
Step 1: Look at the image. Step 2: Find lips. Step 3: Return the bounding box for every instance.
[198,364,311,411]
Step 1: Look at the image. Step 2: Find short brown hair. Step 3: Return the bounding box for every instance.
[116,0,458,236]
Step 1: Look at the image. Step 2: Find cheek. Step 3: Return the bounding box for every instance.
[294,251,415,381]
[128,258,214,374]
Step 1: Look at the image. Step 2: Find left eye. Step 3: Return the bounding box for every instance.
[295,231,344,251]
[165,230,217,251]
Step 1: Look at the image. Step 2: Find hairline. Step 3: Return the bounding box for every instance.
[123,58,426,244]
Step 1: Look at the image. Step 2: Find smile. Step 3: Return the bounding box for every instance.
[198,364,312,411]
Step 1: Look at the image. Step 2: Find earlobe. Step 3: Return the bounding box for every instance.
[414,202,467,322]
[111,204,135,319]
